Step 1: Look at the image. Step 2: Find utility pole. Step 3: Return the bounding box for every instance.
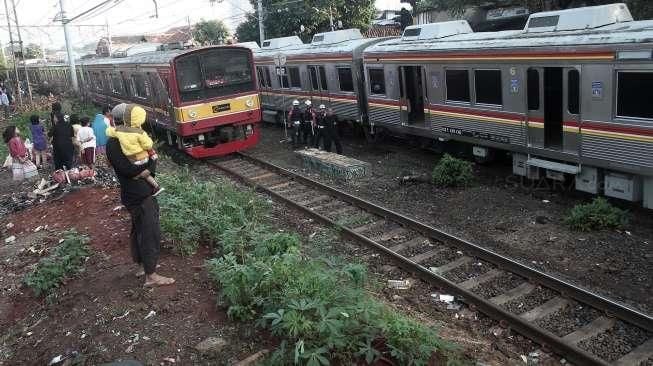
[59,0,78,91]
[0,40,9,81]
[257,0,265,46]
[11,0,32,103]
[3,0,22,105]
[329,5,334,31]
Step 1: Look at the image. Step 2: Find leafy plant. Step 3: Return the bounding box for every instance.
[24,230,90,296]
[432,154,474,188]
[564,197,629,231]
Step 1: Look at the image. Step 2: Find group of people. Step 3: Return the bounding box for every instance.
[287,100,343,154]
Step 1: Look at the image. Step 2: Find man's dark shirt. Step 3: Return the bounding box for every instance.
[50,120,74,155]
[106,137,154,208]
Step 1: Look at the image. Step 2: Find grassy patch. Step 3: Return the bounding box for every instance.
[24,230,90,296]
[432,154,474,188]
[160,171,458,365]
[564,197,628,231]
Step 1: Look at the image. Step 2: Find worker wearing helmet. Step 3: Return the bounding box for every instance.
[314,104,328,150]
[323,107,342,154]
[287,100,303,148]
[301,100,316,146]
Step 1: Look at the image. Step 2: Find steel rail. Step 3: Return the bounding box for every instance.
[205,152,652,366]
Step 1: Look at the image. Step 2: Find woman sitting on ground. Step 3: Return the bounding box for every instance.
[3,125,37,181]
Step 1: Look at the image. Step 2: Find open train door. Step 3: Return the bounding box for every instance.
[399,66,426,126]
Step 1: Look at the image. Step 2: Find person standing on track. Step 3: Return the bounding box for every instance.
[323,108,343,154]
[301,100,316,147]
[106,103,174,287]
[288,100,303,148]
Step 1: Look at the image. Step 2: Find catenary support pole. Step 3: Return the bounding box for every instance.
[257,0,265,46]
[59,0,78,92]
[3,0,22,105]
[11,0,33,103]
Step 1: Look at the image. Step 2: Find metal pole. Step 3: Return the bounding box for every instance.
[0,40,9,81]
[59,0,78,91]
[257,0,265,46]
[3,0,22,105]
[11,0,32,103]
[329,6,334,31]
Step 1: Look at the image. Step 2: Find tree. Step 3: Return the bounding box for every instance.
[416,0,653,19]
[235,0,376,44]
[24,43,43,59]
[192,19,230,46]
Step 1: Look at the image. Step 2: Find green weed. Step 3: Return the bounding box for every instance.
[564,197,628,231]
[24,230,90,296]
[432,154,474,188]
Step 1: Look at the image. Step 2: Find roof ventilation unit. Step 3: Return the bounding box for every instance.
[524,3,633,33]
[261,36,304,49]
[401,20,473,41]
[311,29,363,45]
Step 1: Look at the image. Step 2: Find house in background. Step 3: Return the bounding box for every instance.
[95,25,194,58]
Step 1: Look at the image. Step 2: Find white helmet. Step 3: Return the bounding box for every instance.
[292,100,300,106]
[304,100,312,106]
[319,104,326,110]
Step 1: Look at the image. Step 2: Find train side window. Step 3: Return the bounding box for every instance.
[337,67,354,92]
[263,67,272,88]
[617,71,653,119]
[288,67,301,88]
[280,70,290,89]
[568,69,580,114]
[308,66,319,90]
[319,66,328,90]
[111,73,125,94]
[368,68,386,95]
[445,69,470,103]
[256,67,265,88]
[527,68,540,110]
[132,74,150,98]
[474,69,502,106]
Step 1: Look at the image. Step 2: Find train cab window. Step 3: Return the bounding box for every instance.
[568,69,580,114]
[368,68,386,95]
[617,71,653,119]
[445,69,470,103]
[474,69,502,106]
[132,74,150,98]
[527,69,540,110]
[337,67,354,92]
[318,66,328,91]
[288,67,301,88]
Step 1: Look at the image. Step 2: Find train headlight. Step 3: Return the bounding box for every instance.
[188,110,198,119]
[245,98,254,108]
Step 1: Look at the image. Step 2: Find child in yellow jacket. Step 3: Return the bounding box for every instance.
[106,104,163,196]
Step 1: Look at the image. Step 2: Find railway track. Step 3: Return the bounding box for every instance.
[207,152,653,366]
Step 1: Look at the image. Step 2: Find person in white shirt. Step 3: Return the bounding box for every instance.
[0,90,10,119]
[77,116,96,167]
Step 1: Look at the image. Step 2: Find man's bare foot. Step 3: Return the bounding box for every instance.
[144,273,175,287]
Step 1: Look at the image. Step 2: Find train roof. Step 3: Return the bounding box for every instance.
[364,3,653,56]
[254,29,391,61]
[78,45,253,67]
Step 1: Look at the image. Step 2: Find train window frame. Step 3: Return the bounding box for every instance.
[527,68,541,111]
[567,69,580,115]
[279,69,290,89]
[615,70,653,121]
[336,66,355,93]
[318,66,328,91]
[308,66,319,90]
[474,69,503,107]
[368,67,386,96]
[445,69,471,104]
[111,72,125,95]
[131,73,151,99]
[288,66,301,89]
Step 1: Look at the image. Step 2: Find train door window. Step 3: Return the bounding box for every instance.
[445,69,470,103]
[544,67,563,149]
[263,67,272,88]
[256,67,266,88]
[288,67,301,88]
[308,66,319,90]
[617,71,653,119]
[132,74,150,99]
[568,69,580,114]
[280,69,290,89]
[337,67,354,92]
[368,68,386,95]
[474,69,502,106]
[318,66,328,90]
[527,68,540,110]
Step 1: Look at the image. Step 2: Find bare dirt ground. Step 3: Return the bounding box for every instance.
[248,124,653,315]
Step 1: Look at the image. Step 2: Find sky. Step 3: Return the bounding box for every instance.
[0,0,412,52]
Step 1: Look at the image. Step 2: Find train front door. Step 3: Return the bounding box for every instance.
[527,67,581,152]
[399,66,425,125]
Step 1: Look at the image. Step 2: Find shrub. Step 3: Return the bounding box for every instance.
[24,230,90,296]
[432,154,474,187]
[564,197,628,231]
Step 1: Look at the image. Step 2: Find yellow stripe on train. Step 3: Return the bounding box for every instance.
[174,94,260,123]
